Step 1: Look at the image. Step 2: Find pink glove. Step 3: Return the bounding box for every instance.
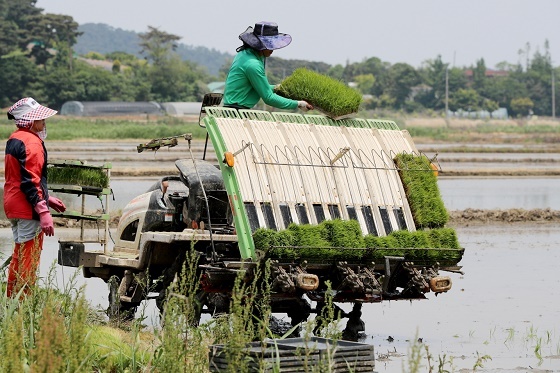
[48,196,66,213]
[34,200,54,236]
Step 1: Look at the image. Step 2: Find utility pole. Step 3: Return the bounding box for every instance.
[445,64,449,118]
[552,69,556,119]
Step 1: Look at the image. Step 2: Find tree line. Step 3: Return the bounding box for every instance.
[1,0,557,118]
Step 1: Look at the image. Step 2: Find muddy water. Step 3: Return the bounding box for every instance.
[2,177,560,218]
[1,224,559,371]
[60,176,560,212]
[364,223,560,371]
[439,177,560,210]
[1,140,560,370]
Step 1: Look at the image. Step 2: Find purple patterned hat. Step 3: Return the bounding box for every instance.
[239,21,292,51]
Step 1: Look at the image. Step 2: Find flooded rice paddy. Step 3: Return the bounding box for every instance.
[0,222,558,371]
[1,140,559,371]
[38,176,560,214]
[1,177,558,371]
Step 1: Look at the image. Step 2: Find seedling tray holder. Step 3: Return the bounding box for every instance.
[48,160,112,253]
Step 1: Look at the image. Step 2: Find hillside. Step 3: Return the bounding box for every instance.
[74,23,233,76]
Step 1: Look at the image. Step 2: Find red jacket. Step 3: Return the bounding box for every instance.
[3,129,49,220]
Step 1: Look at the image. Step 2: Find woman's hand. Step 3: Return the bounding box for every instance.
[297,101,314,110]
[48,196,66,213]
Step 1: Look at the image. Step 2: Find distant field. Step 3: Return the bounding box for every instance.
[0,115,205,140]
[1,114,559,145]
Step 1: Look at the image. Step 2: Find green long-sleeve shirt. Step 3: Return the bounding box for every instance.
[223,49,298,110]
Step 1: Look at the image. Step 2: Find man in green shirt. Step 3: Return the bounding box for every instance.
[223,22,313,111]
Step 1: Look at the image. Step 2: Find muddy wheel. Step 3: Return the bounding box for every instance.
[286,297,311,326]
[107,275,139,321]
[342,303,365,341]
[155,267,176,315]
[284,297,312,338]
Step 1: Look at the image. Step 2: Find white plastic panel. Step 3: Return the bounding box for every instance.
[214,116,417,234]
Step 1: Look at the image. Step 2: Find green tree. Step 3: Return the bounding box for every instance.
[472,58,487,92]
[139,26,181,65]
[354,74,375,94]
[40,66,82,108]
[449,88,481,112]
[26,13,81,67]
[510,97,534,117]
[138,26,208,100]
[483,74,527,113]
[342,57,389,96]
[523,41,553,115]
[84,51,105,60]
[112,60,121,74]
[386,63,419,108]
[105,51,138,66]
[481,98,499,114]
[0,0,42,52]
[326,64,344,81]
[416,56,468,110]
[0,20,20,56]
[0,54,39,107]
[73,64,116,101]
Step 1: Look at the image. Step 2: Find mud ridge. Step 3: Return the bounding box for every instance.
[448,208,560,225]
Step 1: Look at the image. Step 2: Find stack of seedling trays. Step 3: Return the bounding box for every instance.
[253,220,463,268]
[208,337,374,372]
[275,68,362,120]
[47,160,112,221]
[252,153,463,267]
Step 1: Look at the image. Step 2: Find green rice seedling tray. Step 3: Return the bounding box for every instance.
[254,220,462,266]
[48,184,111,196]
[394,153,448,229]
[47,160,111,191]
[275,68,362,119]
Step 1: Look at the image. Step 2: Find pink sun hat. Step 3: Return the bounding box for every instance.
[7,97,58,129]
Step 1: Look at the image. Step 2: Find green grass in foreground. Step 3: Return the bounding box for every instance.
[0,253,344,372]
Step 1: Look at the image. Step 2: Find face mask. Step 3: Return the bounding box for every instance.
[38,127,47,141]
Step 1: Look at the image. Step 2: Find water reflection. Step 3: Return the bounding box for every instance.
[2,177,560,220]
[438,177,560,210]
[1,224,559,370]
[51,177,560,212]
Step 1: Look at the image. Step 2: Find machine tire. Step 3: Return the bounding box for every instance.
[107,275,140,321]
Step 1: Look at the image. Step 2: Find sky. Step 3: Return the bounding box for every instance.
[36,0,560,69]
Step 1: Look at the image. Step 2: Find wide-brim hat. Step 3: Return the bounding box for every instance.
[239,21,292,51]
[8,97,57,126]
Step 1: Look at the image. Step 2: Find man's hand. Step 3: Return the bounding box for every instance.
[34,200,54,236]
[297,101,314,111]
[48,196,66,213]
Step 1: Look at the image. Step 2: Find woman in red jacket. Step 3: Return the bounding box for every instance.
[3,97,66,297]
